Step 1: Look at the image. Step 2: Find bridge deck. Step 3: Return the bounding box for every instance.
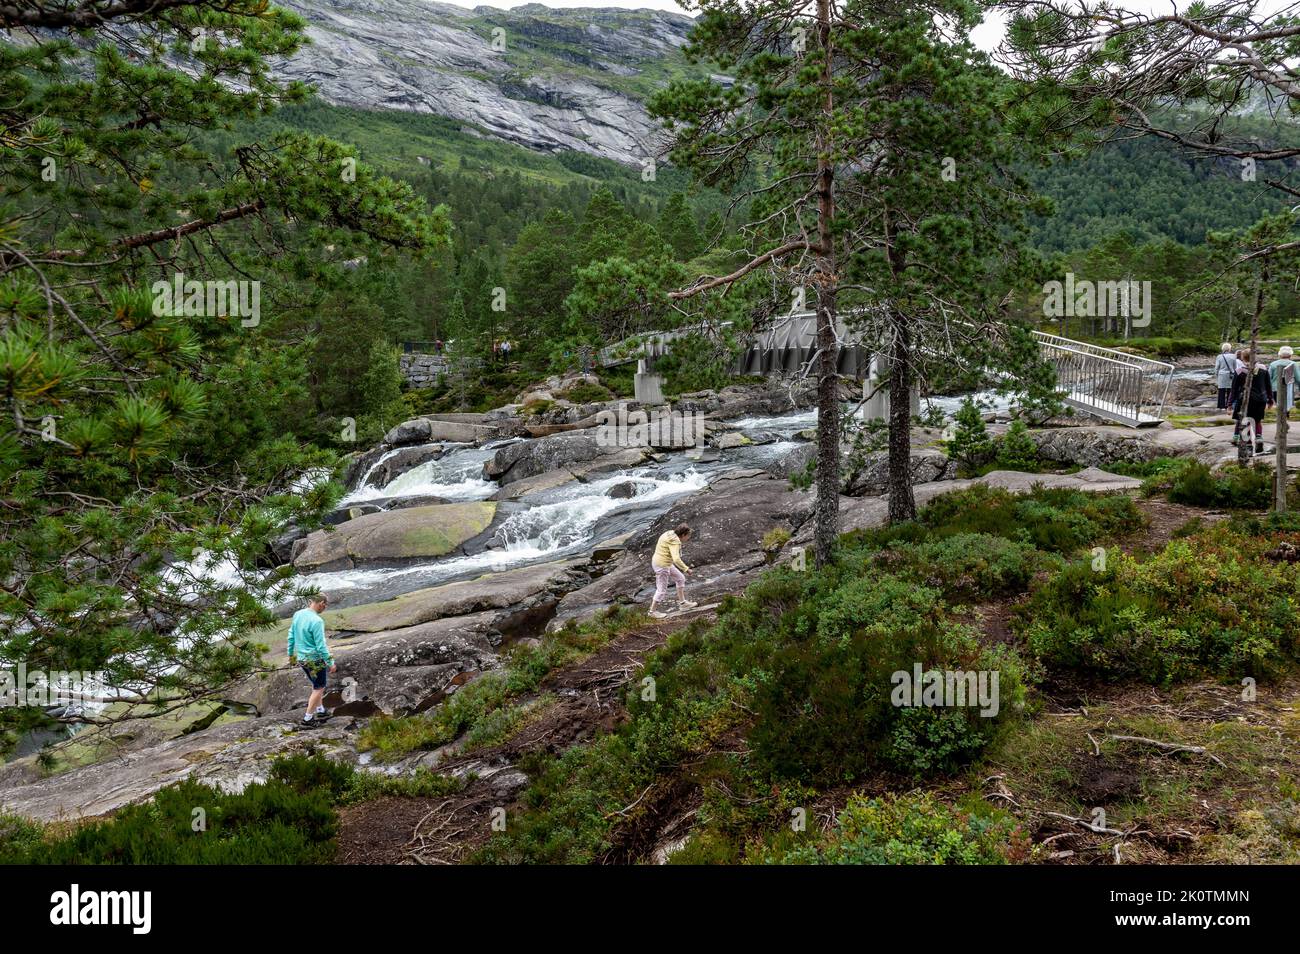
[598,317,1175,428]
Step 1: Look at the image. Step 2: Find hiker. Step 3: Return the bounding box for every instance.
[649,523,698,618]
[1231,352,1274,453]
[1269,346,1295,414]
[1214,342,1236,409]
[501,339,512,360]
[287,592,336,728]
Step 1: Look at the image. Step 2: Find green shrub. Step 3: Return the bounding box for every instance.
[878,532,1044,601]
[1019,526,1300,683]
[767,792,1026,864]
[1106,456,1185,480]
[556,381,613,404]
[994,420,1039,472]
[912,484,1143,553]
[0,755,345,864]
[748,579,1025,783]
[1167,462,1272,509]
[945,399,996,476]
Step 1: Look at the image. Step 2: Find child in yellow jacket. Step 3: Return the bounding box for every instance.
[650,524,697,617]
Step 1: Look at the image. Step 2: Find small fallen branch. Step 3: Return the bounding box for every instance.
[1107,734,1226,767]
[1041,810,1127,837]
[605,783,655,819]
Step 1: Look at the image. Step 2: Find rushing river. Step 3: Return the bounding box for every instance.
[289,395,1013,609]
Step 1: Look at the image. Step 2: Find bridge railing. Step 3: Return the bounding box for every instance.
[1032,332,1173,426]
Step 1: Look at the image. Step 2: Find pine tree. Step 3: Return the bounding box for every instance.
[947,399,995,476]
[996,420,1040,473]
[657,193,704,261]
[0,1,449,737]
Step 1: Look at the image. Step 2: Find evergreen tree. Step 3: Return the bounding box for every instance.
[657,192,704,261]
[0,1,448,737]
[947,399,996,476]
[996,420,1040,472]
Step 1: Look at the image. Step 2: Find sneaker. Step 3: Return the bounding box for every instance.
[679,600,699,610]
[649,610,669,619]
[299,717,320,730]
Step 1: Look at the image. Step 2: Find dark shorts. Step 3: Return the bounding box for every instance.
[301,662,329,690]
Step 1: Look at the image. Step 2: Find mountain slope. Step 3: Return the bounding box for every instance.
[274,1,701,164]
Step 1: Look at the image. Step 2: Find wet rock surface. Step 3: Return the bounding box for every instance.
[293,502,498,571]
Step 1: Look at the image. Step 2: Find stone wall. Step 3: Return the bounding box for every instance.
[400,352,450,388]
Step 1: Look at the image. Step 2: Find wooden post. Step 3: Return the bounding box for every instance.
[1277,362,1293,512]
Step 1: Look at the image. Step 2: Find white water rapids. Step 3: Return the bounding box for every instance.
[287,395,1014,608]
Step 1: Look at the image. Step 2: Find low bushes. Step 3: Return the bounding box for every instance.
[1134,458,1275,509]
[893,483,1144,553]
[876,532,1044,601]
[1167,462,1273,510]
[0,754,346,864]
[764,792,1029,865]
[748,578,1025,783]
[1019,524,1300,683]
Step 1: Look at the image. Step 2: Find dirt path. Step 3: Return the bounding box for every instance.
[335,609,714,864]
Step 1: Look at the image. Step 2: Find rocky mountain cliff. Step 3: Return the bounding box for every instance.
[273,1,700,164]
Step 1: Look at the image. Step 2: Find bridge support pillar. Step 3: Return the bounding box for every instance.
[860,355,919,422]
[634,360,665,404]
[862,355,889,421]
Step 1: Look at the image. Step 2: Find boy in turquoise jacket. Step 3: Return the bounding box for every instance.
[287,593,336,727]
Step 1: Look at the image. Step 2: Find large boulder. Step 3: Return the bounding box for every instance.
[318,559,588,633]
[485,431,628,485]
[842,449,957,496]
[1031,426,1167,468]
[489,448,652,501]
[383,417,433,447]
[382,417,498,447]
[764,442,816,479]
[292,502,497,571]
[364,443,444,490]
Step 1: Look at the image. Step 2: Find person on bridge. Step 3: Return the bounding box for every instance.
[1214,343,1237,410]
[288,592,336,728]
[649,523,697,618]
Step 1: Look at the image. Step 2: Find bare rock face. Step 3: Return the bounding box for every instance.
[842,450,957,497]
[484,430,638,485]
[1031,426,1168,468]
[273,1,696,165]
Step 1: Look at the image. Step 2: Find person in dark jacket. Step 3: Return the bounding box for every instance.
[1231,352,1274,453]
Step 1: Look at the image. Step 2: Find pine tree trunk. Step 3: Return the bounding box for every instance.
[887,312,916,523]
[811,0,840,567]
